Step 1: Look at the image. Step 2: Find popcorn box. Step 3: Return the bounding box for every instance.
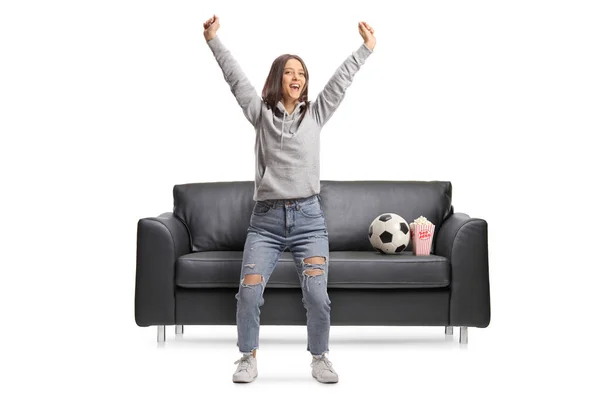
[410,222,435,256]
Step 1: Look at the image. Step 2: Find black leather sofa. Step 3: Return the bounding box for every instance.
[135,180,491,344]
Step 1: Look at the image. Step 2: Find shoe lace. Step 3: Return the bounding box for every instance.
[234,355,252,371]
[311,355,334,371]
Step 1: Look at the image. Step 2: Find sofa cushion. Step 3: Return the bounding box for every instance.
[172,180,453,253]
[320,181,452,253]
[172,181,254,253]
[175,251,450,289]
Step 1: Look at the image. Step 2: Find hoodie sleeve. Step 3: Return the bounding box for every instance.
[206,36,262,127]
[312,43,373,127]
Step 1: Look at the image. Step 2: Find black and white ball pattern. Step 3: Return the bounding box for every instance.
[368,213,411,254]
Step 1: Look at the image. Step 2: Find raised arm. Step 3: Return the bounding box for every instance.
[313,21,376,127]
[203,15,262,127]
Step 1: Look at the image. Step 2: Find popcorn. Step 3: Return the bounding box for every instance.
[410,216,435,256]
[413,215,432,225]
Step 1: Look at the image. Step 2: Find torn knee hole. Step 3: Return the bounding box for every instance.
[242,274,263,285]
[304,268,324,276]
[303,256,326,265]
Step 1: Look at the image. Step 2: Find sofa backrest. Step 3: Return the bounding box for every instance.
[173,180,453,253]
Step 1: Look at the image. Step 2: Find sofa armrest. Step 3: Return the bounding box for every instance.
[134,212,191,327]
[435,212,491,328]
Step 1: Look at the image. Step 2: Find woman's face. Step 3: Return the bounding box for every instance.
[281,58,306,103]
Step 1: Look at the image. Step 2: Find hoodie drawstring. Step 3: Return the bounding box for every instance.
[278,101,305,151]
[280,114,285,150]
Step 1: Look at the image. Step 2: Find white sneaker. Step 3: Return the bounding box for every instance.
[232,353,258,383]
[311,354,338,383]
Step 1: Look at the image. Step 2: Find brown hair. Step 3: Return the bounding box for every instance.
[261,54,311,124]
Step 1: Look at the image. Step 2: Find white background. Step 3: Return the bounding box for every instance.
[1,0,598,398]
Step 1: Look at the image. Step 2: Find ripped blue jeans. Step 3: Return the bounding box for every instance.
[235,194,331,357]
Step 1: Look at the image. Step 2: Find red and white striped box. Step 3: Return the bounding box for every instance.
[410,222,435,256]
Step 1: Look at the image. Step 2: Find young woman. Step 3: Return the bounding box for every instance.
[203,14,376,384]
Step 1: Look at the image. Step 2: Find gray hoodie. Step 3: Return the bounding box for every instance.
[206,35,373,201]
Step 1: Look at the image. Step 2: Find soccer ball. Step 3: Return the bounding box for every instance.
[368,213,411,254]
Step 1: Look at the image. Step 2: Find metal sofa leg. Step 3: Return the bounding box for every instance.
[460,326,468,344]
[445,326,453,335]
[175,325,184,335]
[157,325,165,342]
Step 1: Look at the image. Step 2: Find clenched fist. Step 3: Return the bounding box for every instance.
[204,14,220,42]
